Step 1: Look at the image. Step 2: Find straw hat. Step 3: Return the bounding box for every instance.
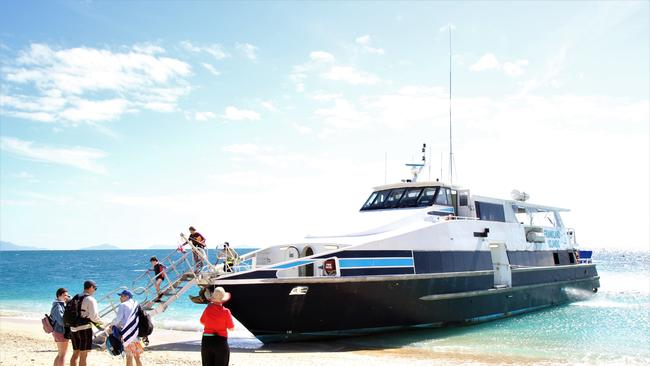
[210,287,231,303]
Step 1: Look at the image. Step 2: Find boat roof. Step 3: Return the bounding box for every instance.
[473,195,570,212]
[373,180,463,191]
[371,182,569,213]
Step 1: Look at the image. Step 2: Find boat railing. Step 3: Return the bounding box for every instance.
[96,239,214,321]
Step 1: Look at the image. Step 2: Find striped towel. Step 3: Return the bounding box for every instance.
[120,305,140,347]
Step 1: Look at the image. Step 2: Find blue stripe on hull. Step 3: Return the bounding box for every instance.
[341,267,415,276]
[339,258,414,268]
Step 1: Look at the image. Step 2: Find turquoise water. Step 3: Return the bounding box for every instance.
[1,249,648,364]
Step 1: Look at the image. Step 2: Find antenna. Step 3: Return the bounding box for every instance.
[428,146,431,180]
[448,25,453,185]
[403,143,426,183]
[384,152,388,184]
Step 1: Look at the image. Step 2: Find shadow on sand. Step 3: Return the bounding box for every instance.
[146,305,566,355]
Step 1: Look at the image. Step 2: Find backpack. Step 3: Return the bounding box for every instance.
[106,327,124,356]
[63,294,88,327]
[137,305,154,337]
[41,314,54,334]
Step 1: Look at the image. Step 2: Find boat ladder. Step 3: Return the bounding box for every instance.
[97,242,216,321]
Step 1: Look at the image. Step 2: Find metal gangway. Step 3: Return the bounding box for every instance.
[96,237,217,322]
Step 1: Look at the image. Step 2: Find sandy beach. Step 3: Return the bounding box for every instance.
[0,316,554,366]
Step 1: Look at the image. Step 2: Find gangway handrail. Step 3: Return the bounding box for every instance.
[96,237,222,322]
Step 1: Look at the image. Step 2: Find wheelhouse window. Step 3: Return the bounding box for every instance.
[360,186,440,211]
[435,187,452,206]
[417,187,438,207]
[398,188,423,207]
[385,189,406,208]
[362,192,378,209]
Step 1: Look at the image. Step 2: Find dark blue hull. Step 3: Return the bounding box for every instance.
[219,264,600,343]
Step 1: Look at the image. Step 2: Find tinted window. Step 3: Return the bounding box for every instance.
[459,193,468,206]
[399,188,423,207]
[385,189,406,208]
[362,192,378,209]
[371,190,390,209]
[417,187,438,207]
[435,188,450,205]
[475,201,506,222]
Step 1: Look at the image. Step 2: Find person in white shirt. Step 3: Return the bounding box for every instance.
[107,289,143,366]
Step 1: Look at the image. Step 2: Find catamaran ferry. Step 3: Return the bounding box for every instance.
[184,155,600,343]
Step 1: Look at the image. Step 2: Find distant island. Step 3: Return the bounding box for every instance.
[0,241,47,251]
[80,243,122,250]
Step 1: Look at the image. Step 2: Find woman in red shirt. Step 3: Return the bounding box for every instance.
[200,286,234,366]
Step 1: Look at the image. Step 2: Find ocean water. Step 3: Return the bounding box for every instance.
[0,248,648,365]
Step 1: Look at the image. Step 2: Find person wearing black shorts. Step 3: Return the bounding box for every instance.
[71,328,93,352]
[70,280,103,366]
[150,256,166,302]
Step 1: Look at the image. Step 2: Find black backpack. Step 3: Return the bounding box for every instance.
[137,305,154,337]
[106,327,124,356]
[63,294,88,327]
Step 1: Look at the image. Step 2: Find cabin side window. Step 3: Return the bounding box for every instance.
[435,187,453,206]
[475,201,506,222]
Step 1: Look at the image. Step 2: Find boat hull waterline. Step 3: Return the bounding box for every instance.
[217,264,599,342]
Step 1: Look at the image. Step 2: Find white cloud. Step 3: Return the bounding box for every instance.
[59,98,128,122]
[180,41,229,60]
[470,53,500,71]
[222,106,261,121]
[309,51,335,62]
[201,62,221,77]
[439,23,456,32]
[0,136,108,174]
[1,43,192,125]
[236,43,258,61]
[355,35,385,55]
[261,101,276,111]
[314,98,368,129]
[132,43,165,55]
[503,60,529,77]
[194,111,216,121]
[470,53,529,78]
[310,92,343,102]
[293,123,313,135]
[322,66,381,85]
[222,143,260,155]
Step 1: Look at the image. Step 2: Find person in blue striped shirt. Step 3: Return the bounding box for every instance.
[107,290,144,366]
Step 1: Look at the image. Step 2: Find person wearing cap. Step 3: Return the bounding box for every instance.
[107,289,144,366]
[199,286,234,366]
[70,280,103,366]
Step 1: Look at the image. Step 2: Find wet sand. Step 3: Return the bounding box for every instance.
[0,316,552,366]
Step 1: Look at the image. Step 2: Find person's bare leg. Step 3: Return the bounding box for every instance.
[70,350,79,366]
[55,341,68,366]
[126,355,133,366]
[78,351,88,366]
[134,353,143,366]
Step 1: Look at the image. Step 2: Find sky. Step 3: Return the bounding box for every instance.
[0,1,648,251]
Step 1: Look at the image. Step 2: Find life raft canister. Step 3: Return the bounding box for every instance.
[323,259,337,276]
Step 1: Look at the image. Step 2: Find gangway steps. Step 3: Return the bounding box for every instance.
[97,242,212,322]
